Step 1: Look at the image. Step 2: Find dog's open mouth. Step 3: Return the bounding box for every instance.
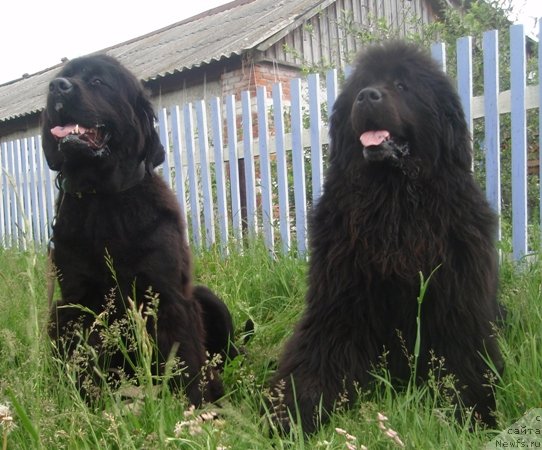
[359,130,409,162]
[50,124,110,151]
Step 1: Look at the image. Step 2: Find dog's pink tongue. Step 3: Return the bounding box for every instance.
[50,124,87,139]
[360,130,390,147]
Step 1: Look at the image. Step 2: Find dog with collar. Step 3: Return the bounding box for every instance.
[42,54,237,406]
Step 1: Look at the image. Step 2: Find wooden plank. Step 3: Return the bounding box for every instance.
[33,136,48,246]
[326,68,338,118]
[183,103,202,249]
[272,83,291,254]
[23,138,39,245]
[195,100,216,248]
[27,137,41,246]
[11,141,22,248]
[291,78,308,256]
[257,87,274,251]
[483,30,502,241]
[457,36,473,136]
[510,24,528,260]
[170,105,189,243]
[210,97,229,252]
[308,73,323,202]
[226,95,243,243]
[157,108,172,188]
[0,142,8,244]
[39,135,56,245]
[241,90,258,238]
[431,42,446,72]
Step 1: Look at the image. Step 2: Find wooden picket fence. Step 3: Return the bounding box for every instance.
[0,24,540,261]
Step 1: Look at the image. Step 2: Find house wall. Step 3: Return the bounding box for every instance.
[0,0,440,142]
[261,0,437,68]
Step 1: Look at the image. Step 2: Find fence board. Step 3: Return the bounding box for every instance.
[157,108,172,188]
[21,139,32,245]
[10,141,22,247]
[40,135,56,244]
[431,42,446,72]
[457,36,473,135]
[226,95,243,244]
[27,138,39,245]
[291,78,308,256]
[210,97,229,252]
[33,136,48,246]
[309,73,323,202]
[183,103,202,249]
[257,87,274,251]
[483,30,502,241]
[1,142,8,243]
[242,91,258,238]
[272,83,291,254]
[170,105,189,242]
[196,100,216,248]
[510,24,528,260]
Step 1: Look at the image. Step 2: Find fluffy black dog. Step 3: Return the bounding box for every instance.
[42,54,237,405]
[269,41,503,433]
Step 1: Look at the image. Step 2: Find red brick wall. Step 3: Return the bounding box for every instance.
[221,61,300,100]
[221,61,300,138]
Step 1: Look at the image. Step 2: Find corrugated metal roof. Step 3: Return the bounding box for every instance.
[0,0,328,123]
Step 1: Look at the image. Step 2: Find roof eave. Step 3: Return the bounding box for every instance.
[256,0,332,52]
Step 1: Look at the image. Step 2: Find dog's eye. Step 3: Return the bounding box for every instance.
[90,77,103,86]
[395,82,407,92]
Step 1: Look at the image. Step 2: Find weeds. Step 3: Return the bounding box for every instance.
[0,243,540,448]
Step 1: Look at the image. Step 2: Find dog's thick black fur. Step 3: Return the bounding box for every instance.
[42,54,237,405]
[269,42,503,433]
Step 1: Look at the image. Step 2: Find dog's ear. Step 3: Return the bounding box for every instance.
[137,94,165,173]
[441,97,472,171]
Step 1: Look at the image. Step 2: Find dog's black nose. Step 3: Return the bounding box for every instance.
[357,87,382,103]
[49,77,73,95]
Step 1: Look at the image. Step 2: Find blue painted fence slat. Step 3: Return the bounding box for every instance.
[431,43,446,72]
[157,108,172,187]
[308,73,323,203]
[34,136,48,246]
[226,95,242,244]
[40,135,56,243]
[483,30,501,240]
[510,24,528,260]
[272,83,291,254]
[1,142,8,243]
[210,97,229,253]
[21,138,33,247]
[291,78,307,256]
[9,140,19,246]
[457,36,473,136]
[183,103,202,249]
[26,138,40,246]
[195,100,215,248]
[241,90,257,238]
[257,87,274,251]
[170,105,189,241]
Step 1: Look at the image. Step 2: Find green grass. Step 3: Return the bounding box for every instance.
[0,241,541,449]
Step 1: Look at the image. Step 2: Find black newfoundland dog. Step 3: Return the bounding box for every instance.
[42,54,237,405]
[269,42,503,433]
